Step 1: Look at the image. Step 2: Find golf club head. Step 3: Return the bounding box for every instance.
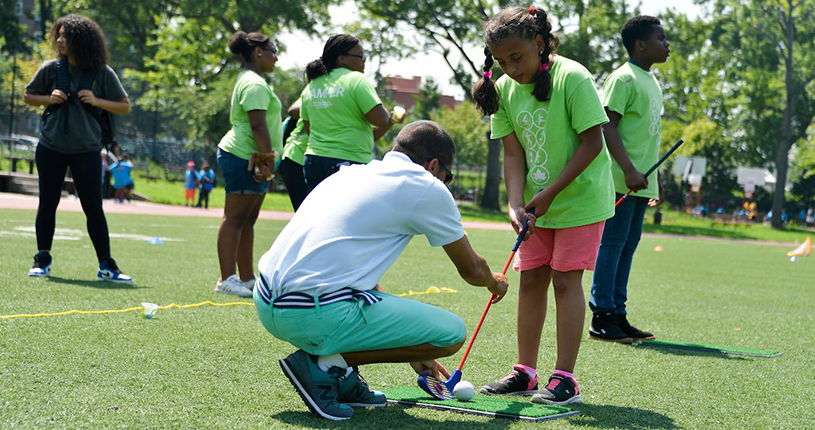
[416,373,454,400]
[446,369,462,388]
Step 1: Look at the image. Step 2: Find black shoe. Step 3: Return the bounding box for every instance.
[617,314,655,340]
[531,374,582,406]
[588,312,633,344]
[28,252,52,277]
[480,366,539,396]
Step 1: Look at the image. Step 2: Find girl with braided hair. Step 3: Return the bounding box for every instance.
[473,6,614,405]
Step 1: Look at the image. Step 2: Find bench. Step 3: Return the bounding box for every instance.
[9,156,35,174]
[710,216,752,228]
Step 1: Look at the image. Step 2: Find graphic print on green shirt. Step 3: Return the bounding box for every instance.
[491,56,615,229]
[301,68,382,164]
[602,61,663,200]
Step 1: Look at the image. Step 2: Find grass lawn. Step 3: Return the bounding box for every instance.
[1,208,813,429]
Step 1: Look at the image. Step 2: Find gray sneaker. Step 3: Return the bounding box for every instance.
[278,350,354,420]
[338,367,387,407]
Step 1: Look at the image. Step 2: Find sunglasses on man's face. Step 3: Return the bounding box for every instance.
[438,161,454,185]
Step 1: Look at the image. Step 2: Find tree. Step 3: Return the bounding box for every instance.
[413,77,442,120]
[703,0,815,228]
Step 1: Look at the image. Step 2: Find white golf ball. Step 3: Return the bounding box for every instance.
[453,380,475,402]
[790,256,797,262]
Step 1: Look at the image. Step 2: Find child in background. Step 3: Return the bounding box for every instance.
[196,161,216,209]
[109,154,134,203]
[184,160,197,206]
[589,16,670,344]
[472,5,614,405]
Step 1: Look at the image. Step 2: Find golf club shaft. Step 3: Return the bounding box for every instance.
[615,139,685,207]
[457,209,535,371]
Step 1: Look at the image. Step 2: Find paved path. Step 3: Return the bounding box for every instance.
[0,192,804,244]
[0,192,514,231]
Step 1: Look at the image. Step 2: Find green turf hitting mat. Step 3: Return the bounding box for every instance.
[635,339,782,358]
[382,386,579,422]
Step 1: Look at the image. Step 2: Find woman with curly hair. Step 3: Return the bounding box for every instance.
[24,14,133,282]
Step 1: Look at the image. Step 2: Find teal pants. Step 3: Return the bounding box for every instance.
[255,290,466,356]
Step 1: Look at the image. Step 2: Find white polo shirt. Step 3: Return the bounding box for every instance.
[258,151,465,299]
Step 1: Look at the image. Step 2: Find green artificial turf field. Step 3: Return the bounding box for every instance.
[1,208,813,429]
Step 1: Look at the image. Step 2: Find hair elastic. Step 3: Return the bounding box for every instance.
[539,63,549,72]
[483,70,493,78]
[529,5,536,15]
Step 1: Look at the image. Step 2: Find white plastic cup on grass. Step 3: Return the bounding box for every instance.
[142,302,158,319]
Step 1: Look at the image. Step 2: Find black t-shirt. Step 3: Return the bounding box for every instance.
[26,59,128,154]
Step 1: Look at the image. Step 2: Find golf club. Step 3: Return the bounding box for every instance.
[418,208,536,400]
[615,138,685,207]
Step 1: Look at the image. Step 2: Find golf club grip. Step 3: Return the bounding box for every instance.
[616,139,684,207]
[644,139,684,177]
[458,209,536,371]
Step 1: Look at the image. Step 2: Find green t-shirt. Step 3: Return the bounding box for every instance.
[491,56,615,229]
[218,70,283,161]
[603,62,663,199]
[301,68,382,164]
[282,116,308,165]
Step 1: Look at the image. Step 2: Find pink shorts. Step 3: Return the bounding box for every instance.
[513,221,606,272]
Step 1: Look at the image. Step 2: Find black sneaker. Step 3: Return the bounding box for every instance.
[588,312,634,344]
[480,365,539,396]
[617,314,655,340]
[28,252,52,277]
[531,374,582,406]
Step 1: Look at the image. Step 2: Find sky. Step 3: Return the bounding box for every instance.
[276,1,704,100]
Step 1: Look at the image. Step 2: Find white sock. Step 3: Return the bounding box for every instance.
[317,354,350,376]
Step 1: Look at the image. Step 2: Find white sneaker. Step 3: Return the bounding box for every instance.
[215,275,253,298]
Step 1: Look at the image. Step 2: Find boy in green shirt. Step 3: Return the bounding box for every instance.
[589,15,670,343]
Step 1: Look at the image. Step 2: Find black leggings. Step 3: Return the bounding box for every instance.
[279,157,308,211]
[35,144,111,261]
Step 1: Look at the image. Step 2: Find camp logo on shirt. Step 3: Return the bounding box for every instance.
[649,97,661,137]
[517,108,550,187]
[310,85,346,109]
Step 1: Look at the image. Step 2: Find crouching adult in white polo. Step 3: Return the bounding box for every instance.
[254,120,509,420]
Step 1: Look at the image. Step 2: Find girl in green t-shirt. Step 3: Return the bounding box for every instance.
[214,31,280,299]
[300,34,404,192]
[472,6,615,406]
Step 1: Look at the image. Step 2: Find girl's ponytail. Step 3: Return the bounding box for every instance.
[530,6,559,102]
[472,47,499,116]
[305,58,328,82]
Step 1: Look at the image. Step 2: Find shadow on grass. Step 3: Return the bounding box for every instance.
[630,343,747,361]
[569,403,678,429]
[272,405,524,429]
[46,276,149,290]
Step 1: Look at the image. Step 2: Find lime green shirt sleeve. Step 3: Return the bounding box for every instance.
[300,84,311,122]
[352,75,382,115]
[566,74,608,134]
[240,83,272,112]
[490,82,514,139]
[602,74,629,116]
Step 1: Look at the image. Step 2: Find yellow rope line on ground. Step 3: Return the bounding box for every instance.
[0,287,458,320]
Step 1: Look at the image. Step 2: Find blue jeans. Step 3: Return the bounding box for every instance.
[590,194,649,315]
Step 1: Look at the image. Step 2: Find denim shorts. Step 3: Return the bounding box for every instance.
[217,148,269,195]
